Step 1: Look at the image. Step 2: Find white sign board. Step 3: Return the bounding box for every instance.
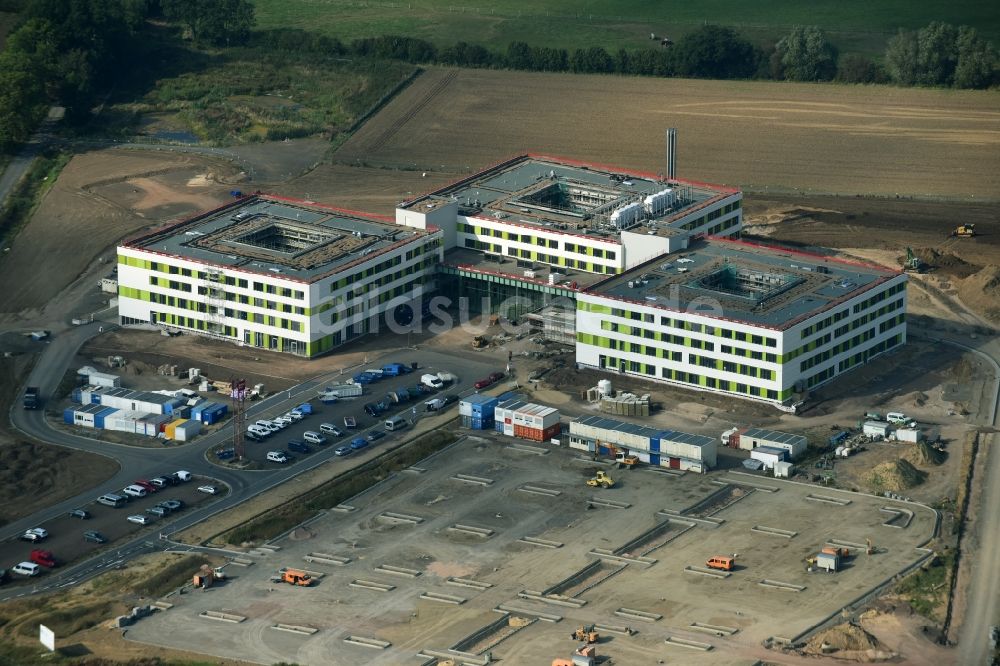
[39,624,55,651]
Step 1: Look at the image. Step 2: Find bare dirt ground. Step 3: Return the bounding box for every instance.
[335,68,1000,199]
[0,148,241,317]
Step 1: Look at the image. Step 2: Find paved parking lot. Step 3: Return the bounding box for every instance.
[0,477,222,584]
[124,434,936,665]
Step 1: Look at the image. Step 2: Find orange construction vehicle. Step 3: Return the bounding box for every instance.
[193,565,226,589]
[270,568,313,586]
[615,451,639,469]
[822,546,850,558]
[706,555,735,571]
[570,624,599,643]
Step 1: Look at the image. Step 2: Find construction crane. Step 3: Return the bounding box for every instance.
[950,224,976,238]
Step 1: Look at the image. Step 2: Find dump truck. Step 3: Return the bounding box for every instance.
[586,470,614,488]
[271,568,313,586]
[193,566,226,588]
[570,624,599,643]
[615,451,639,469]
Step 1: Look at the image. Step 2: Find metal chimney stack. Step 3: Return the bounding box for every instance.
[665,128,677,181]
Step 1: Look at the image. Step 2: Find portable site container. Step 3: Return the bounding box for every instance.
[77,366,121,388]
[163,419,186,439]
[63,407,74,425]
[863,420,892,438]
[93,407,117,429]
[189,401,210,421]
[106,410,148,433]
[71,388,83,404]
[174,419,202,441]
[815,552,839,572]
[750,446,787,470]
[895,428,923,443]
[459,395,499,418]
[461,415,492,430]
[138,414,171,436]
[569,415,717,471]
[201,403,227,424]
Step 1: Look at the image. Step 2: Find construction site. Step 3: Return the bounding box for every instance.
[125,434,936,665]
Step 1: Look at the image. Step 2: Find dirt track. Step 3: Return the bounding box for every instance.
[335,68,1000,199]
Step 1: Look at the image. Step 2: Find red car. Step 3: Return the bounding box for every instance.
[474,372,505,390]
[30,549,56,568]
[134,479,157,493]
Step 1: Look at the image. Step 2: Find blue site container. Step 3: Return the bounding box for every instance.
[94,407,117,429]
[202,403,228,424]
[71,388,83,404]
[63,408,74,424]
[190,402,209,420]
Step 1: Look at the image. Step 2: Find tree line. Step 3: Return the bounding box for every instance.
[254,22,996,89]
[0,0,995,151]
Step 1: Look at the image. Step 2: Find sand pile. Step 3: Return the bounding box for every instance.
[865,459,927,493]
[958,265,1000,323]
[806,622,880,653]
[903,441,947,466]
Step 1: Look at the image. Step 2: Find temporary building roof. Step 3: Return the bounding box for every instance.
[742,428,807,448]
[462,394,499,406]
[573,415,714,448]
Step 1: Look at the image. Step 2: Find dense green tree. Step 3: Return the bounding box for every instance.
[675,25,757,79]
[884,29,920,85]
[0,50,48,147]
[914,21,959,85]
[775,26,837,81]
[162,0,254,46]
[835,53,880,83]
[954,26,997,89]
[570,46,614,74]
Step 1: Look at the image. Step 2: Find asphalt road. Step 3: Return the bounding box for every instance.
[2,320,499,599]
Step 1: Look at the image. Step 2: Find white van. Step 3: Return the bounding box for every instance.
[12,562,40,577]
[123,484,148,498]
[303,431,326,445]
[886,412,911,425]
[385,415,407,432]
[98,493,128,507]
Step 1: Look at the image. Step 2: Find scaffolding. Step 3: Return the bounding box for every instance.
[526,305,577,346]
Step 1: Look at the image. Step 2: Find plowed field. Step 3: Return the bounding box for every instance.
[335,68,1000,199]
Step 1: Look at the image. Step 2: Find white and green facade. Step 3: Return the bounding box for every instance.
[575,242,907,410]
[117,196,442,358]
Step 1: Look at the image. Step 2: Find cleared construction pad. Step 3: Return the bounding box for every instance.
[126,433,936,666]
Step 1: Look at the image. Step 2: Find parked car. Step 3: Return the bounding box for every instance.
[20,528,48,542]
[127,514,152,525]
[11,562,40,577]
[287,441,311,454]
[334,446,351,456]
[266,451,289,464]
[197,485,218,495]
[175,470,192,482]
[83,530,107,544]
[319,423,343,437]
[350,437,369,451]
[147,506,168,517]
[30,549,56,568]
[216,448,236,460]
[134,480,157,493]
[150,476,171,488]
[474,372,504,390]
[160,499,183,511]
[68,508,90,520]
[285,411,304,422]
[303,431,327,445]
[245,430,263,442]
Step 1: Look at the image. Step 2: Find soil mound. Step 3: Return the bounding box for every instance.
[865,459,927,493]
[913,248,979,278]
[903,441,947,466]
[806,622,880,653]
[957,265,1000,323]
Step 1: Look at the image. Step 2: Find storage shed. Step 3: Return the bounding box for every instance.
[738,428,807,459]
[77,365,121,388]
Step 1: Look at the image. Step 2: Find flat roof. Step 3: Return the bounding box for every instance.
[441,247,608,290]
[752,446,788,456]
[587,238,900,329]
[402,154,738,239]
[573,415,715,449]
[124,195,428,283]
[742,428,807,447]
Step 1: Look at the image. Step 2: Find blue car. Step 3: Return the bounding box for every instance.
[334,446,351,456]
[288,440,312,454]
[350,437,368,451]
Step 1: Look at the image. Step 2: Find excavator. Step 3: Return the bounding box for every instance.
[950,224,976,238]
[902,247,927,273]
[586,470,614,489]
